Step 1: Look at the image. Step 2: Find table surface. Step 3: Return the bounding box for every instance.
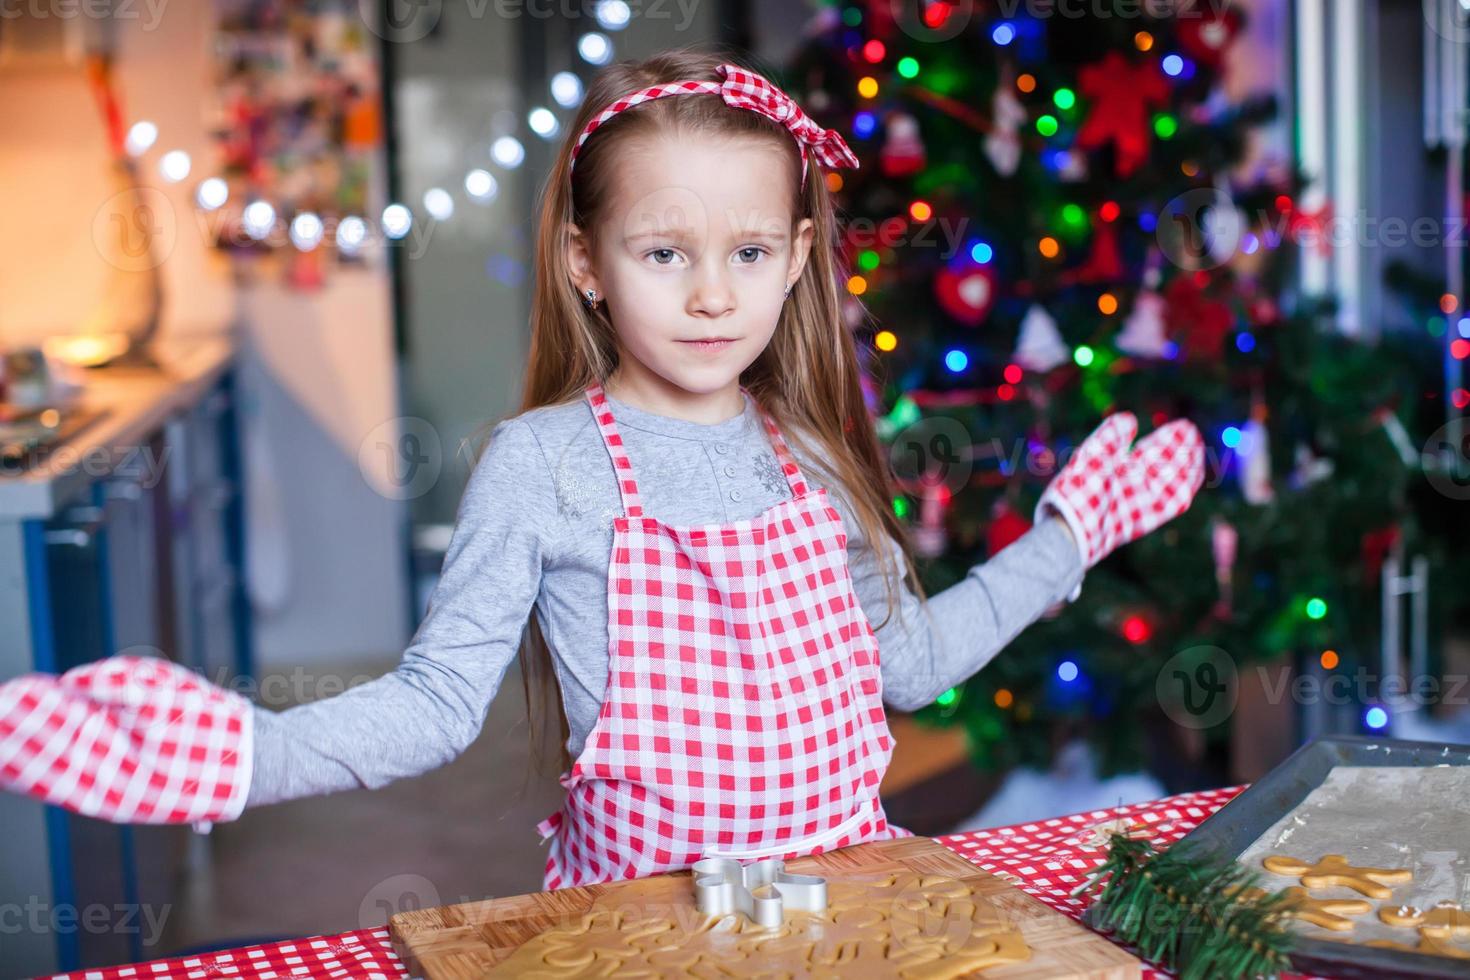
[43,785,1324,980]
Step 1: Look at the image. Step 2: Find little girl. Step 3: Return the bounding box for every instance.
[0,48,1204,890]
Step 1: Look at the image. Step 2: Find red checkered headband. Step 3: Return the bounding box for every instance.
[568,63,859,190]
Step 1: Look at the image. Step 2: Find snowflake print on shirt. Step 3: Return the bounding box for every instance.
[752,449,791,497]
[554,457,622,532]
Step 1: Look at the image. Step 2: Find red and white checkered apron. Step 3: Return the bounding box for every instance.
[537,384,908,889]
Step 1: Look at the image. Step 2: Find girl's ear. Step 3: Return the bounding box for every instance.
[564,221,604,298]
[787,217,816,288]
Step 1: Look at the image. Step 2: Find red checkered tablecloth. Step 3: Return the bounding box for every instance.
[45,786,1317,980]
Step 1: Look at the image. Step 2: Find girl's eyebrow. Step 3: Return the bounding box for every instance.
[623,227,789,244]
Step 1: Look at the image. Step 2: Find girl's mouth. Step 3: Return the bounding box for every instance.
[679,338,737,353]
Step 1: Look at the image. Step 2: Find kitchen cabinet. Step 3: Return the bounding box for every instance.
[0,341,251,976]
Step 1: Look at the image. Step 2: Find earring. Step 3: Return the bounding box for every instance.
[783,282,793,298]
[583,288,599,309]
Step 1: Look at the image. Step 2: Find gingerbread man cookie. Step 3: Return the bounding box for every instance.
[1232,886,1371,932]
[1262,854,1412,899]
[1378,900,1470,941]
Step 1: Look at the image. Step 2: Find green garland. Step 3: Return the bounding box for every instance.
[1075,835,1296,980]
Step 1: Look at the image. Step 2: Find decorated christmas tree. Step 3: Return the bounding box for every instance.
[785,2,1469,779]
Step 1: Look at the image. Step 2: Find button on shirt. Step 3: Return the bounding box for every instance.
[247,390,1086,807]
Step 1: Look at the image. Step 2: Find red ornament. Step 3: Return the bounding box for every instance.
[1177,4,1245,69]
[987,501,1032,557]
[934,263,997,326]
[1163,273,1233,360]
[1075,52,1171,178]
[1060,220,1125,285]
[1121,615,1152,644]
[1361,524,1401,586]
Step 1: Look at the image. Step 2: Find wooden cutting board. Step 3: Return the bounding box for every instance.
[389,836,1140,978]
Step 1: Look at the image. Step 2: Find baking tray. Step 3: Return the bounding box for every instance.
[1159,735,1470,979]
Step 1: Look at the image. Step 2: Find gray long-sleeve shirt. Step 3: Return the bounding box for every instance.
[246,389,1085,807]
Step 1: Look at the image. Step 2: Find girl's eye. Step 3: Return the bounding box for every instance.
[647,248,679,265]
[736,246,766,264]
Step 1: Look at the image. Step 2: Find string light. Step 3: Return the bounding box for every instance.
[423,188,454,221]
[897,56,920,79]
[944,349,969,372]
[1098,293,1118,315]
[594,0,630,30]
[577,31,612,65]
[858,76,879,98]
[1053,88,1076,110]
[242,201,276,240]
[1221,425,1242,448]
[1004,364,1023,384]
[970,241,994,264]
[1122,616,1151,644]
[125,120,157,156]
[527,107,559,139]
[1017,73,1037,93]
[465,169,499,202]
[159,150,191,183]
[1038,236,1061,258]
[863,39,885,63]
[336,216,367,255]
[858,249,880,271]
[1100,201,1120,222]
[1060,203,1087,232]
[853,111,877,137]
[1237,332,1256,352]
[1181,161,1199,177]
[825,172,844,193]
[289,212,324,251]
[935,687,959,707]
[196,177,228,211]
[875,330,898,351]
[1154,114,1178,139]
[1320,649,1339,670]
[550,71,583,108]
[847,274,868,295]
[1073,345,1095,367]
[909,200,932,221]
[1364,706,1389,730]
[1441,293,1459,314]
[381,203,413,240]
[1162,54,1185,76]
[892,496,909,518]
[1057,661,1080,683]
[1453,389,1470,409]
[1306,597,1328,620]
[1134,31,1154,51]
[994,689,1014,708]
[992,22,1016,45]
[491,135,525,168]
[1036,114,1059,137]
[997,384,1016,401]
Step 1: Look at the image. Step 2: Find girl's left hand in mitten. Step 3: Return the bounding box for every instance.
[0,655,252,830]
[1036,411,1206,569]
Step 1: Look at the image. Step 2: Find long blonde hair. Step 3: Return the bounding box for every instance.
[508,44,923,769]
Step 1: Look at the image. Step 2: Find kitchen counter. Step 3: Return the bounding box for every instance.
[0,335,235,520]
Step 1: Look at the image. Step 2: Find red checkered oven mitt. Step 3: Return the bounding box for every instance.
[0,655,253,831]
[1037,412,1206,587]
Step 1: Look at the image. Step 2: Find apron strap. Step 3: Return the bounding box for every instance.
[749,394,812,499]
[584,383,644,518]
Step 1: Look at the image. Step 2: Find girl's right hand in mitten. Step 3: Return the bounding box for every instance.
[0,654,252,829]
[1036,411,1206,570]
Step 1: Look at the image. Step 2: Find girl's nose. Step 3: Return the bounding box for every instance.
[687,261,735,317]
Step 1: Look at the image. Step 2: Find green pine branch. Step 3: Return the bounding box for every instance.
[1075,835,1295,980]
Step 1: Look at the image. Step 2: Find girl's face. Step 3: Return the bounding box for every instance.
[568,131,815,411]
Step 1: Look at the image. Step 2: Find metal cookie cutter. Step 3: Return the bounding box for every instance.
[691,857,828,928]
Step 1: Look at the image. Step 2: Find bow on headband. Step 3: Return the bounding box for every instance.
[569,63,859,188]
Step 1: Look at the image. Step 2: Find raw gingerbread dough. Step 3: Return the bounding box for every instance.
[1261,854,1412,899]
[1233,886,1371,932]
[1377,901,1470,941]
[487,872,1033,978]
